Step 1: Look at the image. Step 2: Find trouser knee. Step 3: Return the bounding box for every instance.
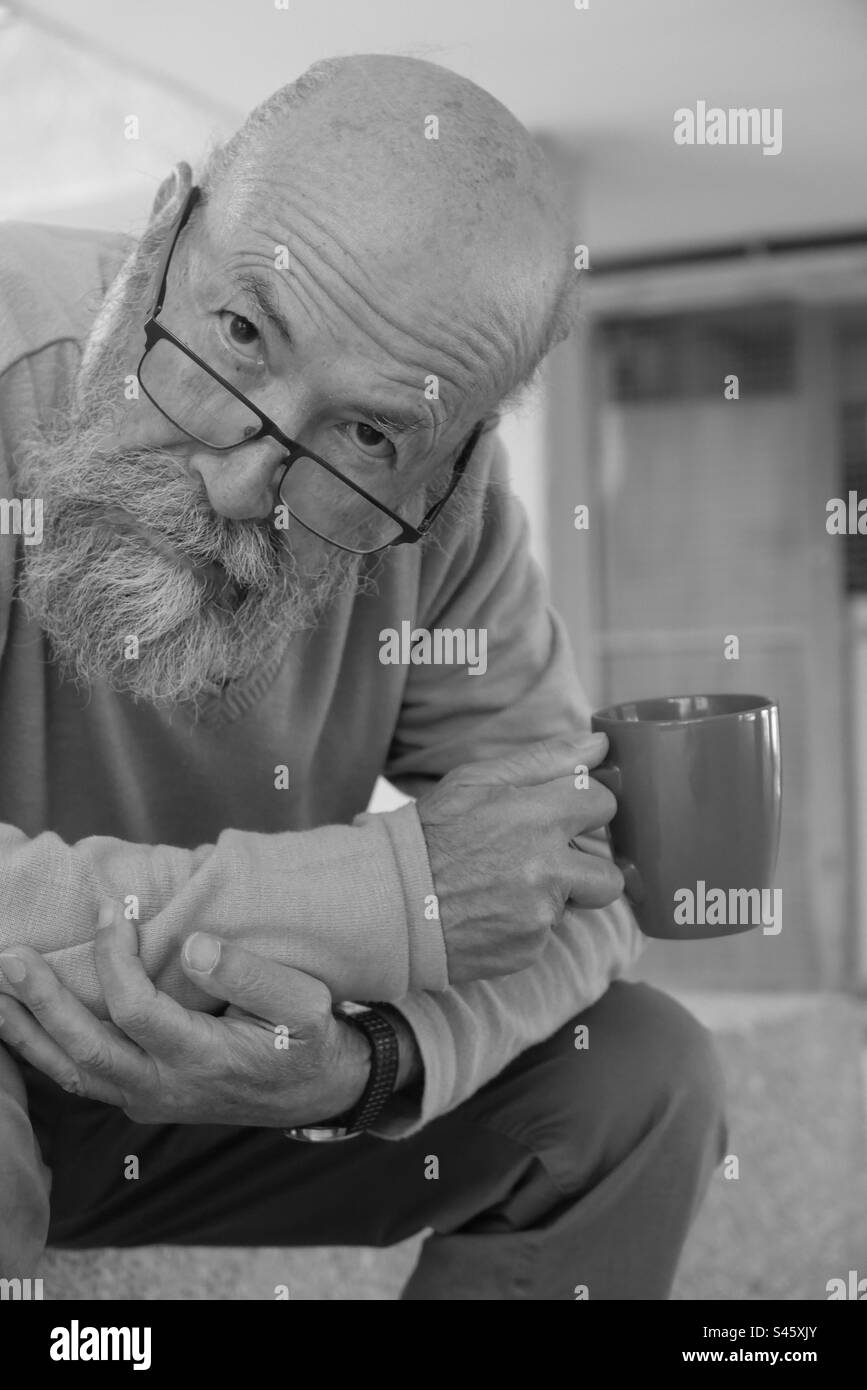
[470,981,728,1196]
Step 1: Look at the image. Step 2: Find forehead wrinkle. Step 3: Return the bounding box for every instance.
[284,225,496,406]
[211,205,493,433]
[234,187,502,402]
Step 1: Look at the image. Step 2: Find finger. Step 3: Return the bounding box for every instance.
[451,732,609,789]
[94,909,214,1059]
[0,993,124,1105]
[568,827,617,859]
[560,846,626,908]
[0,943,151,1089]
[181,933,332,1027]
[535,772,619,832]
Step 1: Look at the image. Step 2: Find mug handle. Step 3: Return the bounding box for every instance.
[588,760,645,905]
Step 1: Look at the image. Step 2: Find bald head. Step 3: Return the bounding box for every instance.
[201,54,578,407]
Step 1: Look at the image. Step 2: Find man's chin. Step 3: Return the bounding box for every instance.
[44,629,256,706]
[22,565,290,706]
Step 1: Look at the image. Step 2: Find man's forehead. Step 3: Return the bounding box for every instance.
[184,198,494,428]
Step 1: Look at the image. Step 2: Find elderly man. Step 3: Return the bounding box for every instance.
[0,54,725,1300]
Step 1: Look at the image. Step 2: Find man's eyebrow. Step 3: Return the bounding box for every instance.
[365,407,433,438]
[234,271,295,344]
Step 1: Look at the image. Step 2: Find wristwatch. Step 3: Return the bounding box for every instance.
[283,1001,400,1142]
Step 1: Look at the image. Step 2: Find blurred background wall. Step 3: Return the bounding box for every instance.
[3,0,867,1003]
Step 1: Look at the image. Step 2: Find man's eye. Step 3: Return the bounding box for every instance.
[347,422,395,460]
[221,313,260,351]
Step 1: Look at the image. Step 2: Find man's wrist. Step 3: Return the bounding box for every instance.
[328,1017,373,1119]
[323,1005,423,1127]
[377,1004,423,1094]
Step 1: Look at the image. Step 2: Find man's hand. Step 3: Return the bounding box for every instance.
[0,909,373,1128]
[417,733,624,983]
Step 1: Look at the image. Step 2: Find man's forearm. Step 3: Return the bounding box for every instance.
[0,805,448,1018]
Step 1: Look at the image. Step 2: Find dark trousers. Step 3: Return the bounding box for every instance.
[5,981,727,1300]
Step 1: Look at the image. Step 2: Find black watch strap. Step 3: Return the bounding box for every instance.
[327,1003,400,1134]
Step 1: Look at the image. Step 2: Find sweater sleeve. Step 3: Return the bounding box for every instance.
[0,803,447,1017]
[376,889,644,1137]
[370,434,646,1137]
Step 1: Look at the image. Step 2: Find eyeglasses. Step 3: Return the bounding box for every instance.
[136,186,484,555]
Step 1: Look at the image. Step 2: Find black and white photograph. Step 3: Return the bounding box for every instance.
[0,0,865,1340]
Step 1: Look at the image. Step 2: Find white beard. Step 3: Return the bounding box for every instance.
[17,425,362,707]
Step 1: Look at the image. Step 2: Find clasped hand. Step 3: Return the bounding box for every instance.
[0,910,368,1127]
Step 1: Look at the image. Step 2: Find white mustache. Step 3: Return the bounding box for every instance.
[99,504,261,609]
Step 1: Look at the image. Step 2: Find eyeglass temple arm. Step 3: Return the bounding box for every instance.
[418,422,485,531]
[148,186,202,319]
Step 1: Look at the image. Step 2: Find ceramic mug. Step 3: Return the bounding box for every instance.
[590,694,782,940]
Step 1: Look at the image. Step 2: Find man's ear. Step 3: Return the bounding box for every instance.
[150,161,194,226]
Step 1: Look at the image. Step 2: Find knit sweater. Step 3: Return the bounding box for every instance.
[0,220,643,1136]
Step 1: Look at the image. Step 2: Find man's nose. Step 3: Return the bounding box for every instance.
[187,437,286,521]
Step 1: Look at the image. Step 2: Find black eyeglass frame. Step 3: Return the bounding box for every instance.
[136,185,484,555]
